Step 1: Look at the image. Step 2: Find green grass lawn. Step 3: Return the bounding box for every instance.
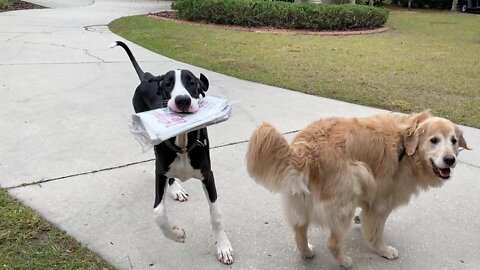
[0,189,114,269]
[110,9,480,127]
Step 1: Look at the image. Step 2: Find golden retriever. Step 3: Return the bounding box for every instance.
[246,111,469,268]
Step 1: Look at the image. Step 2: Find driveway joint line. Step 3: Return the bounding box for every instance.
[8,127,472,191]
[5,130,300,191]
[5,159,155,191]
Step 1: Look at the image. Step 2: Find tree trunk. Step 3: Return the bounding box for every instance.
[350,0,356,4]
[408,0,412,9]
[451,0,458,11]
[369,0,374,5]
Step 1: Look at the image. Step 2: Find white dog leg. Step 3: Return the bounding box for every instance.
[154,196,186,243]
[203,187,233,265]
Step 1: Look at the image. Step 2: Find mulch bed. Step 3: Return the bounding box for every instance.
[150,11,389,36]
[0,0,46,12]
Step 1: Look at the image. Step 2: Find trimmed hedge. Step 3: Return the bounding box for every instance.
[0,0,10,10]
[171,0,389,31]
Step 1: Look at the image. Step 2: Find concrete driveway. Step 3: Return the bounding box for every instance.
[1,1,479,269]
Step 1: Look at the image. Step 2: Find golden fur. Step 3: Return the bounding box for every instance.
[246,111,469,268]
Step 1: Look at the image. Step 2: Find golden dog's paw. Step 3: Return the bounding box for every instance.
[340,256,353,269]
[300,243,315,259]
[379,246,400,260]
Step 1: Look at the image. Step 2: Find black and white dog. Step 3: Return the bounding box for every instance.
[111,41,233,265]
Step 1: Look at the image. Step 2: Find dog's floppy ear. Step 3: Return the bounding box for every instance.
[455,125,471,150]
[404,111,431,155]
[148,75,169,99]
[148,75,165,84]
[198,73,209,97]
[405,126,424,156]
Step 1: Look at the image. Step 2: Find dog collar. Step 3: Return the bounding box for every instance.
[164,131,205,154]
[398,147,406,162]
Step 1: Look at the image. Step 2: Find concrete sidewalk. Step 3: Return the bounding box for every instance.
[1,1,479,269]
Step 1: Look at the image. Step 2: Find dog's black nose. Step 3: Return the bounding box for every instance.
[175,95,191,112]
[443,156,456,166]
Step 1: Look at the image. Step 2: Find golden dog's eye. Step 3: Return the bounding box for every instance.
[430,137,439,144]
[451,137,457,144]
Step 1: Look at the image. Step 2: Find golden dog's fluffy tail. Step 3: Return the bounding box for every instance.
[246,123,309,195]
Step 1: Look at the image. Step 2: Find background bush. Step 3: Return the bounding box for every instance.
[0,0,11,10]
[172,0,389,31]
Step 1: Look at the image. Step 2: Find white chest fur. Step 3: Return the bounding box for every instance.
[165,134,203,181]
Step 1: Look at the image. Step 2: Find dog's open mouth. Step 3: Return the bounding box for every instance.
[176,110,194,114]
[431,159,451,180]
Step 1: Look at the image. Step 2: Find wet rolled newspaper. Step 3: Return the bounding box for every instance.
[129,96,232,150]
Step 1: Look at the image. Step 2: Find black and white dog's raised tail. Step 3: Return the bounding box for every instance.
[111,41,233,265]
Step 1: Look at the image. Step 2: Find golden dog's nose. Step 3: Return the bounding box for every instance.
[443,156,456,166]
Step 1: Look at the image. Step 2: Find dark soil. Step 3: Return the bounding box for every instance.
[0,0,46,12]
[153,11,179,20]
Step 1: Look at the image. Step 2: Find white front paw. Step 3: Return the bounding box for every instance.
[163,226,186,243]
[216,240,233,265]
[170,181,189,202]
[379,246,399,260]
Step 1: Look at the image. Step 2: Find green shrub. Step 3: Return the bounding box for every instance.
[172,0,389,31]
[0,0,11,10]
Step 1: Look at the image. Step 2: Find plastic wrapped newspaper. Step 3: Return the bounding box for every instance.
[129,96,232,150]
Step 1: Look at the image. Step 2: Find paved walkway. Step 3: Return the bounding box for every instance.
[1,1,479,269]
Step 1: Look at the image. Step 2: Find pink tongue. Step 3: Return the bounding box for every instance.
[440,168,451,177]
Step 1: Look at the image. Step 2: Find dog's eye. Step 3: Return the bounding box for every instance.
[451,137,457,145]
[430,137,439,144]
[189,81,196,86]
[164,82,172,88]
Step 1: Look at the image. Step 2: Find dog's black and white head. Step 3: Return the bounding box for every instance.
[149,69,209,113]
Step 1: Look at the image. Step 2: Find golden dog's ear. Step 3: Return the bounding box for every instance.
[405,126,424,155]
[403,111,431,155]
[455,125,471,150]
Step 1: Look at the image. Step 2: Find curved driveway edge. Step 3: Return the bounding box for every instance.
[24,0,95,8]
